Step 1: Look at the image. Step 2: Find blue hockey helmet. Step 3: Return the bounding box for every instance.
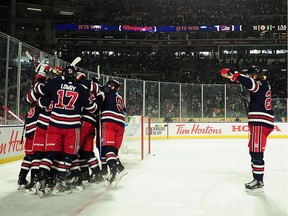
[63,65,77,81]
[106,79,120,90]
[247,65,263,77]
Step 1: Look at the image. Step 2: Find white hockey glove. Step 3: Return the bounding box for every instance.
[96,91,105,104]
[38,64,51,76]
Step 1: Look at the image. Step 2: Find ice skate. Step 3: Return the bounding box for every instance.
[101,165,108,176]
[89,173,105,184]
[45,176,55,194]
[117,163,128,178]
[245,179,264,192]
[107,166,120,187]
[70,176,84,192]
[36,180,46,198]
[81,172,91,185]
[17,177,28,190]
[52,179,72,196]
[25,182,37,195]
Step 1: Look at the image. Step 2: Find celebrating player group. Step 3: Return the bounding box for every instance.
[17,57,127,198]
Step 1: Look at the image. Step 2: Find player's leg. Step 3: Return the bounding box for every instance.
[26,127,47,194]
[36,125,63,197]
[115,125,127,177]
[102,146,118,184]
[101,122,118,184]
[17,136,33,189]
[80,121,103,183]
[51,127,81,195]
[245,152,264,192]
[245,125,272,192]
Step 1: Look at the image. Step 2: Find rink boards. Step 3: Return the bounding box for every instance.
[0,123,287,164]
[149,122,288,139]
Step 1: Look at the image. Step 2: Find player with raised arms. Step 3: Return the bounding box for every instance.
[220,65,274,192]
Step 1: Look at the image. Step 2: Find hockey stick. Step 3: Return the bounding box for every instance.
[239,84,249,116]
[19,105,32,144]
[71,57,81,66]
[97,65,100,79]
[97,113,102,170]
[235,54,249,117]
[26,51,47,74]
[25,50,33,60]
[96,64,103,170]
[26,51,37,69]
[34,61,47,76]
[2,105,24,124]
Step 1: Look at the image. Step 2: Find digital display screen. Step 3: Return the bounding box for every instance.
[252,24,287,31]
[55,24,243,32]
[56,24,287,32]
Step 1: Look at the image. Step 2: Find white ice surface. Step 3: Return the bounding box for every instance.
[0,139,287,216]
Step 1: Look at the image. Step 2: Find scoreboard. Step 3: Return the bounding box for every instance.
[252,24,287,31]
[56,24,287,33]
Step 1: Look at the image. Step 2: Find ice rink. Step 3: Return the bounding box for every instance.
[0,138,287,216]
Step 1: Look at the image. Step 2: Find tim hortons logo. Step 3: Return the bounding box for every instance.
[231,125,281,132]
[176,124,222,135]
[0,130,24,155]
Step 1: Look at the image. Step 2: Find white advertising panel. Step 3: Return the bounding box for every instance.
[0,126,24,163]
[0,123,287,164]
[150,122,287,139]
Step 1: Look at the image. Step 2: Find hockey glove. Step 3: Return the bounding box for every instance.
[95,91,105,105]
[220,68,240,82]
[34,74,47,83]
[37,65,51,76]
[92,77,100,84]
[52,66,63,76]
[76,72,86,81]
[101,85,110,94]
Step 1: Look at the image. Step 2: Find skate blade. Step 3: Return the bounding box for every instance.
[37,189,45,198]
[82,180,90,185]
[25,188,37,195]
[17,184,26,190]
[119,171,128,178]
[109,175,121,188]
[245,188,264,193]
[52,189,72,196]
[71,186,84,192]
[45,187,53,194]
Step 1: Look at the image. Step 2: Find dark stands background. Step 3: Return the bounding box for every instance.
[0,0,287,98]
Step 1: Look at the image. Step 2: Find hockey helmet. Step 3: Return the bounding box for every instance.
[106,79,120,90]
[247,65,263,77]
[63,65,77,81]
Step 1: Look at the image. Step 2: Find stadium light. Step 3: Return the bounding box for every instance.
[59,11,74,15]
[27,7,42,12]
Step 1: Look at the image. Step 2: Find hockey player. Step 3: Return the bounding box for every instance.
[17,89,40,189]
[220,65,274,192]
[33,65,101,197]
[100,80,126,185]
[17,66,51,190]
[25,66,62,194]
[76,73,105,183]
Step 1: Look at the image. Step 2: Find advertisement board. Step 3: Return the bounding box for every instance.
[0,126,24,164]
[1,123,287,164]
[149,122,287,139]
